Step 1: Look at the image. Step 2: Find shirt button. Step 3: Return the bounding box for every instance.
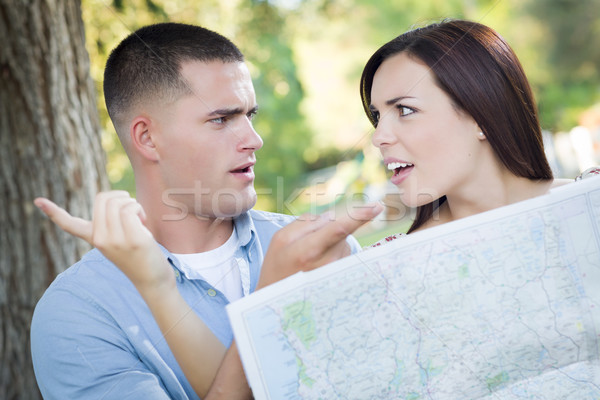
[207,288,217,297]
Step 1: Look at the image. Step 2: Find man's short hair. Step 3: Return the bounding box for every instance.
[104,22,244,137]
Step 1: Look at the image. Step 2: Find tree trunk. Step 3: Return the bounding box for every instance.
[0,1,109,398]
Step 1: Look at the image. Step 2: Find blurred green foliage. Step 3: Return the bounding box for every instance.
[526,0,600,130]
[82,0,600,215]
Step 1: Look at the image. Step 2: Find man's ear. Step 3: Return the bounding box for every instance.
[130,116,160,162]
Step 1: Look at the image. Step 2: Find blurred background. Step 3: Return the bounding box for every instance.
[83,0,600,244]
[2,2,599,398]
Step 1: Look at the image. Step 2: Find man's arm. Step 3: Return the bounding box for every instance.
[35,193,225,397]
[205,342,252,399]
[204,205,383,399]
[35,192,382,399]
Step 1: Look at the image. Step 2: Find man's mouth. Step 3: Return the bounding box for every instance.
[231,166,252,173]
[230,162,255,175]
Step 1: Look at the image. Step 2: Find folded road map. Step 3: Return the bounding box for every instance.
[228,176,600,400]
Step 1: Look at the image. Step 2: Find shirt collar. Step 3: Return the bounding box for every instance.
[232,210,256,247]
[156,210,256,269]
[155,242,183,282]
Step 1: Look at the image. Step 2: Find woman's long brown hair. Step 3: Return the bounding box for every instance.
[360,20,553,233]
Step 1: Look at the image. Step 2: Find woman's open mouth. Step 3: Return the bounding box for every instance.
[387,161,414,185]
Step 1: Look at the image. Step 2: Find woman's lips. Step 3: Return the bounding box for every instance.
[387,162,414,185]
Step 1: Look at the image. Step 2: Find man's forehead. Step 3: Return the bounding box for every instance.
[179,59,251,80]
[179,60,256,110]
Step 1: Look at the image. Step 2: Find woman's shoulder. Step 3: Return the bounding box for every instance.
[551,166,600,189]
[575,166,600,181]
[366,167,600,250]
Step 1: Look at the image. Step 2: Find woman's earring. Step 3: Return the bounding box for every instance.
[478,131,486,140]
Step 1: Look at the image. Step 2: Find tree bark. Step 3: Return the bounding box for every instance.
[0,1,109,398]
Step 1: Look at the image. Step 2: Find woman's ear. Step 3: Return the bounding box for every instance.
[130,116,160,162]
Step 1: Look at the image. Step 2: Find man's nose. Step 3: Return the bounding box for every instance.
[239,118,263,151]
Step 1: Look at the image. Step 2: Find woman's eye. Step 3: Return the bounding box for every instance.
[397,105,414,116]
[371,110,380,125]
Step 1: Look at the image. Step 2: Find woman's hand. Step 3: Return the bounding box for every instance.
[34,191,173,294]
[257,202,383,289]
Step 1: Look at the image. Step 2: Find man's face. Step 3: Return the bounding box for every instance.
[152,60,263,219]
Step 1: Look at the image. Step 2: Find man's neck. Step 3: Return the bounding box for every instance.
[136,188,235,254]
[151,213,234,254]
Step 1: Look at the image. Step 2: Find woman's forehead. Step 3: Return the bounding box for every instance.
[371,53,435,104]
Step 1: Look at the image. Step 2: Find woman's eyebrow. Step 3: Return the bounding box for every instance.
[385,96,415,106]
[370,96,416,111]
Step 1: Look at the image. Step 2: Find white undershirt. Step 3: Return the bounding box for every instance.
[173,228,243,302]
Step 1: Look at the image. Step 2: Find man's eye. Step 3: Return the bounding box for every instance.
[210,117,227,124]
[247,110,257,120]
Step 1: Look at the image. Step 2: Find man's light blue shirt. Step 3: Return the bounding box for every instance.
[31,209,361,399]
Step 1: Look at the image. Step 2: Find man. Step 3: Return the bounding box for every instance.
[31,22,369,399]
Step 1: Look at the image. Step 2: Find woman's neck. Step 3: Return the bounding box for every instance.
[416,175,555,232]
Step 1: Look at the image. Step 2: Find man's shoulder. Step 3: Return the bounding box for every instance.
[50,248,122,282]
[240,209,295,247]
[30,250,186,400]
[37,248,133,307]
[31,249,145,347]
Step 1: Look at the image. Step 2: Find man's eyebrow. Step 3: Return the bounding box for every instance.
[208,107,243,117]
[208,105,259,116]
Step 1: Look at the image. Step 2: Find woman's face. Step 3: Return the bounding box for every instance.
[370,52,484,207]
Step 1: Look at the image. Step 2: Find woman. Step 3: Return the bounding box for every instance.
[363,19,569,237]
[35,19,598,398]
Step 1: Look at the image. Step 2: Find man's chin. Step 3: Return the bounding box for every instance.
[195,196,257,220]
